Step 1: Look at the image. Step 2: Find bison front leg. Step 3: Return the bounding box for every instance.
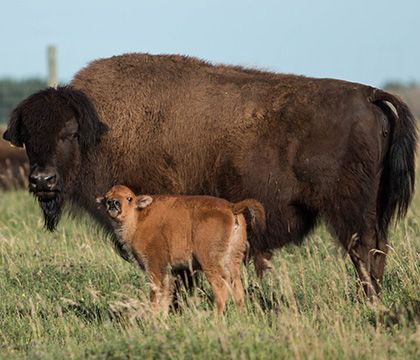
[347,227,388,299]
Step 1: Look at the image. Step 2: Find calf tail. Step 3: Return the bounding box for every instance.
[232,199,266,234]
[372,89,418,234]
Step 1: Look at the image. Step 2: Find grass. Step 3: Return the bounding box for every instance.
[1,186,420,359]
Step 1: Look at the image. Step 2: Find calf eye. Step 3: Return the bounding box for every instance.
[127,197,133,202]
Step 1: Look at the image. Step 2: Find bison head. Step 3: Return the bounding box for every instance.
[3,86,109,231]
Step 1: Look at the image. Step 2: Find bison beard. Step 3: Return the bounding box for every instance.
[37,194,64,231]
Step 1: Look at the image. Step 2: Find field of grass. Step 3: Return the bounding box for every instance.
[1,183,420,359]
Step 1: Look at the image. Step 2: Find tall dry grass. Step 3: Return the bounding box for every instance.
[0,180,420,358]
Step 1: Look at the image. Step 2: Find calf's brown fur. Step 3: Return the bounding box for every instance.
[98,185,266,314]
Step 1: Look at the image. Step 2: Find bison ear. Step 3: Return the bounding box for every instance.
[2,130,10,141]
[3,108,24,148]
[136,196,153,210]
[59,86,109,148]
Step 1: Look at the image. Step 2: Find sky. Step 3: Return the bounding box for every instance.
[1,0,419,88]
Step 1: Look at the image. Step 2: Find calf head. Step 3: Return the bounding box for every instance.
[3,86,109,231]
[97,185,153,223]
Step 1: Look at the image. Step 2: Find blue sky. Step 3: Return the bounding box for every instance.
[2,0,419,88]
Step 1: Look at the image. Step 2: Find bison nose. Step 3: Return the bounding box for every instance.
[29,169,58,192]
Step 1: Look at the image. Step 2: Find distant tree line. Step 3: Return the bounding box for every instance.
[0,78,418,126]
[0,79,46,125]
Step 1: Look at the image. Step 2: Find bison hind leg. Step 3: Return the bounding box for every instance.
[250,248,273,279]
[326,199,388,299]
[346,228,388,299]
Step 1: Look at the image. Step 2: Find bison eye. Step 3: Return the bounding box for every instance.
[70,133,79,140]
[127,197,133,202]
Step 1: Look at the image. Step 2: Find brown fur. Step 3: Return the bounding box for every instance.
[3,53,417,298]
[98,185,266,314]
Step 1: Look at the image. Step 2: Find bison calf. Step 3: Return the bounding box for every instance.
[98,185,266,314]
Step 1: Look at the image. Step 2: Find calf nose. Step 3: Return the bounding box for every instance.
[29,168,58,192]
[107,199,121,209]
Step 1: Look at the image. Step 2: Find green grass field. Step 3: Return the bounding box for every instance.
[1,181,420,359]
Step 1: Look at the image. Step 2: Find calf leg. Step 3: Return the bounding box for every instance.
[201,265,230,314]
[147,265,172,314]
[229,259,245,311]
[228,236,247,311]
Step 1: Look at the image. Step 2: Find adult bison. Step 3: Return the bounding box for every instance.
[3,53,417,298]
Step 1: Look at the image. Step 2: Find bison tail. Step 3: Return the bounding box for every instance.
[373,89,418,234]
[232,199,266,233]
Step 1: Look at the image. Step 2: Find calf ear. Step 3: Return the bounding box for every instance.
[136,196,153,209]
[96,196,105,204]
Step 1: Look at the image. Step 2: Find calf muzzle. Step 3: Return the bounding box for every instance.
[106,199,121,218]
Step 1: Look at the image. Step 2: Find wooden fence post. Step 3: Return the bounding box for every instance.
[47,45,57,88]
